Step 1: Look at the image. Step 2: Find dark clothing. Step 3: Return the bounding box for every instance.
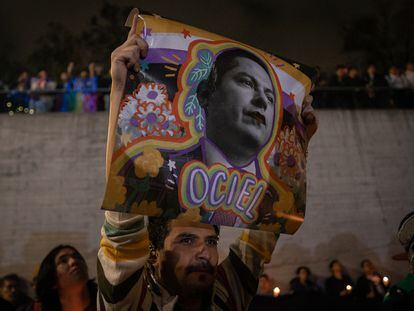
[0,297,14,311]
[325,275,354,310]
[355,274,386,311]
[289,277,320,294]
[383,273,414,310]
[363,73,389,108]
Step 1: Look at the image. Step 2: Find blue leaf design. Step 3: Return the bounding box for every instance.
[184,94,198,116]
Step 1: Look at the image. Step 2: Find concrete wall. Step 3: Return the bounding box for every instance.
[1,110,413,293]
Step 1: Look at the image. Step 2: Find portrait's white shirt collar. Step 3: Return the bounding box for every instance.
[204,139,256,174]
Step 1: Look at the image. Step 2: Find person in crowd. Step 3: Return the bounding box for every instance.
[404,62,414,89]
[386,66,408,89]
[344,66,365,107]
[386,66,409,107]
[71,64,98,113]
[289,266,321,295]
[57,62,76,112]
[93,63,111,111]
[325,259,354,310]
[355,259,388,310]
[328,65,348,107]
[29,70,56,112]
[257,274,274,296]
[8,71,31,112]
[383,212,414,310]
[27,245,97,311]
[363,64,388,108]
[0,274,33,310]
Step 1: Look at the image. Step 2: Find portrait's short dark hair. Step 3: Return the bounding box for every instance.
[35,245,93,309]
[147,216,220,251]
[296,266,311,276]
[197,48,272,107]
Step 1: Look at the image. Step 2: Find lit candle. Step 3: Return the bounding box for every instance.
[346,285,352,292]
[383,276,389,286]
[273,287,281,297]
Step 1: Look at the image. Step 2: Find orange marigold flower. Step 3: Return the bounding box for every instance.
[134,148,164,178]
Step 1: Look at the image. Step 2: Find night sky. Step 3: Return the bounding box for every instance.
[1,0,375,71]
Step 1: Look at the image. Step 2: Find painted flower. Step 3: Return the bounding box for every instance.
[159,102,180,137]
[177,207,202,222]
[136,103,166,135]
[134,148,164,178]
[134,82,168,106]
[130,200,162,216]
[102,171,127,210]
[118,96,146,139]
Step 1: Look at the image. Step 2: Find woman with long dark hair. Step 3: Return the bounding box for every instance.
[29,245,96,311]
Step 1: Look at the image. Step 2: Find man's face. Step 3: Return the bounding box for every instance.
[1,279,18,303]
[54,248,89,289]
[155,220,219,297]
[331,262,343,275]
[362,261,375,275]
[206,56,276,160]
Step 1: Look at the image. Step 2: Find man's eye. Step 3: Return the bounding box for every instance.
[206,239,218,246]
[239,78,254,88]
[180,238,194,245]
[266,95,275,104]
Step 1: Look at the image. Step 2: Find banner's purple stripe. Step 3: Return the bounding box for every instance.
[146,48,188,64]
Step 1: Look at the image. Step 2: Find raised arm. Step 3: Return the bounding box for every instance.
[97,14,150,310]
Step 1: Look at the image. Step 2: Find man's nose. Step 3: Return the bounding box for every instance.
[251,89,268,110]
[195,243,211,260]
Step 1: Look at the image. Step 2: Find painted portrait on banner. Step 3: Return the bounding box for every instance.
[102,11,315,234]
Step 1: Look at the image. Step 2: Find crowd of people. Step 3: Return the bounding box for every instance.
[253,259,393,310]
[1,62,413,114]
[0,254,410,311]
[0,63,111,114]
[313,62,414,108]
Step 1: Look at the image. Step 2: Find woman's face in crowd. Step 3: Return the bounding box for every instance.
[54,247,88,289]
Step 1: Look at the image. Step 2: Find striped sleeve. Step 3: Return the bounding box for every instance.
[97,211,150,310]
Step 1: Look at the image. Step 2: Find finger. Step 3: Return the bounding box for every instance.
[303,94,313,107]
[113,47,140,69]
[123,36,148,58]
[128,14,140,39]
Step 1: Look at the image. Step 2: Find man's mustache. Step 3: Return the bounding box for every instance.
[186,261,215,275]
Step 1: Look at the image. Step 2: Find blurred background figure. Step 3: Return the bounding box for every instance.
[355,259,388,310]
[386,66,409,107]
[257,273,274,296]
[325,259,354,310]
[328,65,348,107]
[29,245,97,311]
[290,266,321,295]
[404,62,414,89]
[344,66,364,108]
[0,273,33,310]
[29,70,56,112]
[384,212,414,310]
[363,64,388,108]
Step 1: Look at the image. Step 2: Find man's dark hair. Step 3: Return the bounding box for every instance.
[147,216,220,251]
[360,259,372,268]
[296,266,311,276]
[197,48,272,108]
[329,259,340,270]
[35,244,96,310]
[0,273,20,288]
